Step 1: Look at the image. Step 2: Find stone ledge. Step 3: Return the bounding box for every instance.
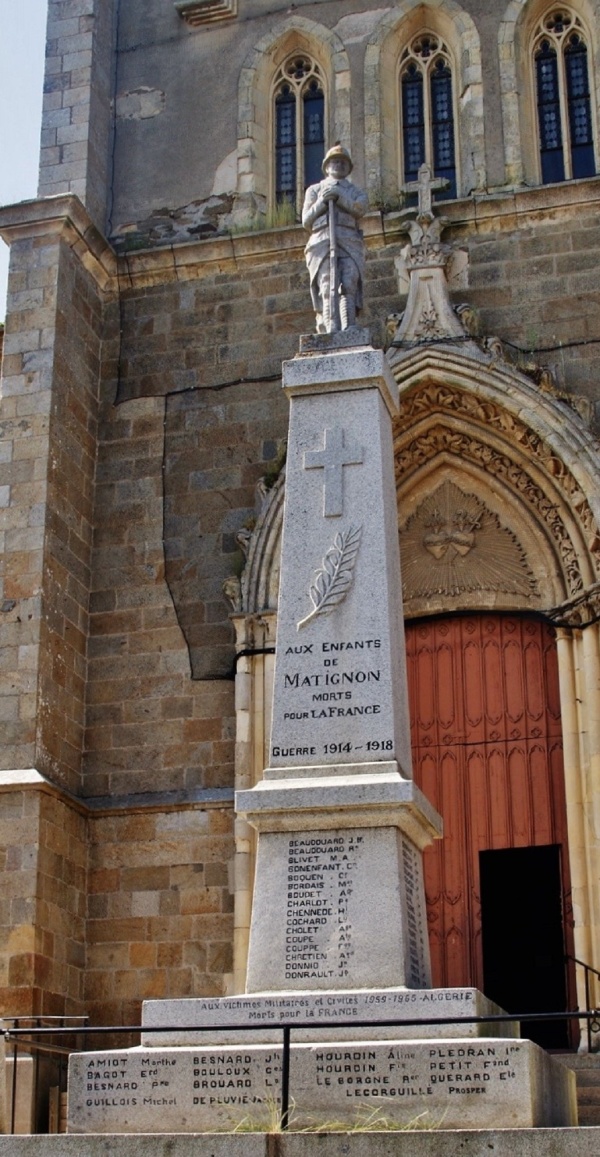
[0,770,233,816]
[4,179,597,298]
[66,1039,576,1132]
[236,771,442,845]
[1,1129,599,1155]
[141,986,518,1047]
[0,174,581,296]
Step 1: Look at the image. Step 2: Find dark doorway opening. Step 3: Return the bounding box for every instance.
[479,845,569,1049]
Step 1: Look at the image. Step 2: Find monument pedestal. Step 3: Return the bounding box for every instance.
[68,1029,577,1134]
[140,986,519,1047]
[237,772,439,992]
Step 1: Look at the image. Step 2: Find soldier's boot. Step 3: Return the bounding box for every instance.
[321,297,332,334]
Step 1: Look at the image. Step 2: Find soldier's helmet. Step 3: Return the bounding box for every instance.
[322,144,353,174]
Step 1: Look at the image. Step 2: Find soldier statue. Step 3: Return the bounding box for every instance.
[302,144,368,334]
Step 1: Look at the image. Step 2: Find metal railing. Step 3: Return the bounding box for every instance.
[4,1006,600,1133]
[2,1016,88,1135]
[567,954,600,1053]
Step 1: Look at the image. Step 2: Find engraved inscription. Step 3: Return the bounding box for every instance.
[70,1038,557,1133]
[142,987,514,1040]
[311,1042,522,1101]
[285,834,360,982]
[401,839,428,988]
[271,637,389,762]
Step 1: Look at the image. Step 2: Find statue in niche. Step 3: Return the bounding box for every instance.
[302,144,368,334]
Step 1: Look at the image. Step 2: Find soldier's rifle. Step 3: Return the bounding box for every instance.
[328,191,338,333]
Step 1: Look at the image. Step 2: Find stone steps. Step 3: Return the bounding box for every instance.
[555,1053,600,1126]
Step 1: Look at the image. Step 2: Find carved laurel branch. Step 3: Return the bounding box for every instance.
[297,525,362,630]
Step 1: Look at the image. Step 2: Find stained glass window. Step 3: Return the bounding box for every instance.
[273,57,325,209]
[402,64,425,186]
[534,10,595,184]
[400,35,457,200]
[275,86,296,201]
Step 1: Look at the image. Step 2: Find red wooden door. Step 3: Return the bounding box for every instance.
[406,614,573,991]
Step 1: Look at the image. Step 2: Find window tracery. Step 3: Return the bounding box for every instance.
[273,55,325,209]
[533,7,595,183]
[400,33,457,200]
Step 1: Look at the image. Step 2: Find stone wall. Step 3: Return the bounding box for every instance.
[85,803,234,1026]
[0,220,104,793]
[38,237,103,790]
[0,782,87,1018]
[39,1,118,231]
[40,1,581,239]
[0,781,234,1023]
[106,0,527,230]
[85,390,236,798]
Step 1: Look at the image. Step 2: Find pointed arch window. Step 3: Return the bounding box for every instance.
[534,9,595,184]
[400,34,457,200]
[274,55,325,209]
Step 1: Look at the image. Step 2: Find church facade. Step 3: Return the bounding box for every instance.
[0,0,600,1053]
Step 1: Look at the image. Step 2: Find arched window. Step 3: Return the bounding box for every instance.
[534,8,595,184]
[400,33,457,200]
[273,55,325,209]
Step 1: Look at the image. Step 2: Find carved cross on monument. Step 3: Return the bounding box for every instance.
[401,162,448,214]
[304,426,364,517]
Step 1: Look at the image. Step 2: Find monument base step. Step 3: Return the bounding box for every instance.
[555,1053,600,1127]
[0,1131,599,1157]
[67,1038,577,1133]
[141,987,518,1046]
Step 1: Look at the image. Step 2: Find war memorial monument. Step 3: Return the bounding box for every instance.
[66,155,577,1135]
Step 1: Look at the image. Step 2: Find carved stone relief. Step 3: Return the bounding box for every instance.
[396,422,583,596]
[400,481,538,605]
[223,469,285,616]
[395,384,600,597]
[395,384,598,548]
[297,525,362,630]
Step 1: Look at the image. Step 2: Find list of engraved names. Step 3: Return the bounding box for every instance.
[286,834,361,982]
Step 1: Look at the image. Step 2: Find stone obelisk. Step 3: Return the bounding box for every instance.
[236,336,441,993]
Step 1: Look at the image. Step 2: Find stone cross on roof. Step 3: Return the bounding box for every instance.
[401,163,449,215]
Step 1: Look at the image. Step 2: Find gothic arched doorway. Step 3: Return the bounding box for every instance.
[406,612,576,1047]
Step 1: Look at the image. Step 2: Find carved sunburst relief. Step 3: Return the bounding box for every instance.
[400,481,538,602]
